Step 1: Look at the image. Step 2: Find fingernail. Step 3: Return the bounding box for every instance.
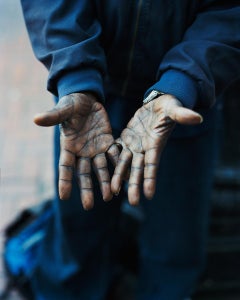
[115,187,121,196]
[103,194,113,202]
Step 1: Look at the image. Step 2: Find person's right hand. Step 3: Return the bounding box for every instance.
[34,93,119,210]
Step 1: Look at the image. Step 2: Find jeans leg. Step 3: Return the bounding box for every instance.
[137,125,218,300]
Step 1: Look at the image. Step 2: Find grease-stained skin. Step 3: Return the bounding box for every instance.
[111,94,202,205]
[34,93,119,210]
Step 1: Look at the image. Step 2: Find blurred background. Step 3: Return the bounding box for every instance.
[0,1,240,299]
[0,1,54,298]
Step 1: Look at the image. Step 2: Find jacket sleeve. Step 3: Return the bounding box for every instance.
[146,1,240,109]
[20,0,106,100]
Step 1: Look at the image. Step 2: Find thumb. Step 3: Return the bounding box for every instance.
[168,106,203,125]
[34,101,73,127]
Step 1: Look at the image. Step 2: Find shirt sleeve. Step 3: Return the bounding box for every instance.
[20,0,106,100]
[145,1,240,109]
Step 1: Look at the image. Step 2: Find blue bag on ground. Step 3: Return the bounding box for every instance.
[0,201,53,300]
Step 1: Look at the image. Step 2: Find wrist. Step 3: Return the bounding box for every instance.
[143,90,165,105]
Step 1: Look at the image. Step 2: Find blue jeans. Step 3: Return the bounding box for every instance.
[31,95,219,300]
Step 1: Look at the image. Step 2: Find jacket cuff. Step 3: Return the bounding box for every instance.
[53,68,105,101]
[144,70,198,109]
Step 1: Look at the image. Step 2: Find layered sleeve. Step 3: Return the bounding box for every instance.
[20,0,106,100]
[146,1,240,109]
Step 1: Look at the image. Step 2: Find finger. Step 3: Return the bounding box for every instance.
[115,138,123,146]
[111,148,132,195]
[112,140,130,180]
[93,153,112,202]
[58,149,75,200]
[128,153,144,206]
[168,106,203,125]
[34,97,74,127]
[115,138,130,181]
[143,147,160,200]
[76,157,94,210]
[107,144,120,167]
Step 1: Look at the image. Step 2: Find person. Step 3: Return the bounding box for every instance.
[19,1,240,299]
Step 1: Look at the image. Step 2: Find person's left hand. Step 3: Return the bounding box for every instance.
[111,94,203,205]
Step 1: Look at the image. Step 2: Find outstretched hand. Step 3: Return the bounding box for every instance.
[111,94,203,205]
[34,93,119,210]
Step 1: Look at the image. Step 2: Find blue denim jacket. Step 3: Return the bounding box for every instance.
[21,0,240,109]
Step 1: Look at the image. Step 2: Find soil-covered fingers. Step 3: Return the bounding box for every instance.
[166,104,203,125]
[128,153,144,206]
[107,144,120,167]
[58,149,75,200]
[111,148,132,195]
[76,157,94,210]
[93,153,112,202]
[34,97,74,127]
[143,147,160,200]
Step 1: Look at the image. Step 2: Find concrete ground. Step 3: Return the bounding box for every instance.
[0,1,54,298]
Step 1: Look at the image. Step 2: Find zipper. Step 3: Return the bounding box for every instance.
[121,0,143,96]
